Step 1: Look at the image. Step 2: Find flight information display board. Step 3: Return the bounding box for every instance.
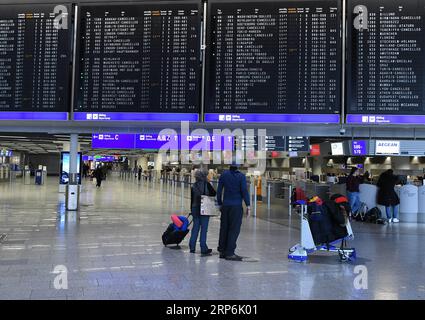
[204,0,341,123]
[286,136,310,152]
[0,4,70,120]
[234,136,309,151]
[74,1,201,122]
[91,133,233,150]
[346,0,425,125]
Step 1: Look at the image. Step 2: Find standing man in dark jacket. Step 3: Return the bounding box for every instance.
[377,169,400,223]
[216,163,251,261]
[189,169,217,256]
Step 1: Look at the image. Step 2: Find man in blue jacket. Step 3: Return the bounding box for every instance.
[216,162,251,261]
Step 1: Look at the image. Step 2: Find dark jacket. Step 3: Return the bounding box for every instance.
[191,180,217,215]
[308,200,348,245]
[346,175,363,192]
[94,168,103,180]
[217,169,250,207]
[377,172,400,206]
[324,200,348,241]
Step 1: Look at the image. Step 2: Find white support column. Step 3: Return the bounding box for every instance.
[66,134,80,211]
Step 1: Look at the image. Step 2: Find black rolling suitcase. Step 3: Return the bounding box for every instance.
[162,214,192,247]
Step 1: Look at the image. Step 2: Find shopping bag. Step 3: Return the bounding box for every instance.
[200,195,220,216]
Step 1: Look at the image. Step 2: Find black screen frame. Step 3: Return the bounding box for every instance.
[72,0,203,118]
[203,0,343,120]
[0,2,73,115]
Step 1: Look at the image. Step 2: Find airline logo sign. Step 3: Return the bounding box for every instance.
[375,141,400,155]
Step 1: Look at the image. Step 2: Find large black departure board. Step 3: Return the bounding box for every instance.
[0,4,70,115]
[346,0,425,124]
[204,0,341,122]
[75,1,201,119]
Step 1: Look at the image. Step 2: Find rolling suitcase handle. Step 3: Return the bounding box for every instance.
[187,212,193,227]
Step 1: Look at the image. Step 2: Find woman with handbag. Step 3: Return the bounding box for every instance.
[189,169,217,256]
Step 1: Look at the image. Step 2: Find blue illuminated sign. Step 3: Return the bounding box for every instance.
[347,115,425,125]
[0,112,68,121]
[204,114,340,123]
[74,112,199,122]
[92,134,135,149]
[352,140,367,156]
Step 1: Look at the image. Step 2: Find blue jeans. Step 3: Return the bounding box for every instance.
[189,213,210,253]
[347,191,361,214]
[385,205,399,219]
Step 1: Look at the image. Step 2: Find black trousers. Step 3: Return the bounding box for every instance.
[96,178,102,187]
[218,205,243,257]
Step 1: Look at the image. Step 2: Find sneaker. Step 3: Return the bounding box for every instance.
[201,249,213,256]
[392,218,399,223]
[387,218,392,223]
[225,255,243,261]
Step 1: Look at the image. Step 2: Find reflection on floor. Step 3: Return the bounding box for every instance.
[0,173,424,300]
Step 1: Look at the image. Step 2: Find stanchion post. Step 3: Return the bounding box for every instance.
[267,183,271,210]
[288,184,293,217]
[180,181,184,208]
[253,178,257,217]
[249,179,254,205]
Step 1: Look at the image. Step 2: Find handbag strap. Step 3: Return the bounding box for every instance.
[194,181,207,196]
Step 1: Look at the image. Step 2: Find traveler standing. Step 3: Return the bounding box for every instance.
[138,166,142,181]
[216,162,251,261]
[94,166,103,188]
[363,170,371,182]
[82,164,88,178]
[189,169,216,256]
[346,167,363,214]
[377,169,400,223]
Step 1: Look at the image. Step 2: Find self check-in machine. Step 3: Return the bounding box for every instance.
[59,152,82,210]
[23,165,31,185]
[35,165,46,185]
[65,173,80,211]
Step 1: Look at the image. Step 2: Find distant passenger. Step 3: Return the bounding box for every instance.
[138,166,142,181]
[216,161,251,261]
[94,166,103,188]
[363,171,371,183]
[189,169,217,256]
[82,164,89,178]
[377,169,400,223]
[346,167,363,214]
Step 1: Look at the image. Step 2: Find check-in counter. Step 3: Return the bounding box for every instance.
[263,179,292,216]
[329,183,347,197]
[267,180,286,203]
[265,180,294,204]
[304,182,330,200]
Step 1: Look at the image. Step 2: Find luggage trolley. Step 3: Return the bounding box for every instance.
[288,201,356,263]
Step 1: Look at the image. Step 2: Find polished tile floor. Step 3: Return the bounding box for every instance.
[0,173,424,300]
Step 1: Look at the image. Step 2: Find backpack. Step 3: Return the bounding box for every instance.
[353,202,368,221]
[365,207,382,223]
